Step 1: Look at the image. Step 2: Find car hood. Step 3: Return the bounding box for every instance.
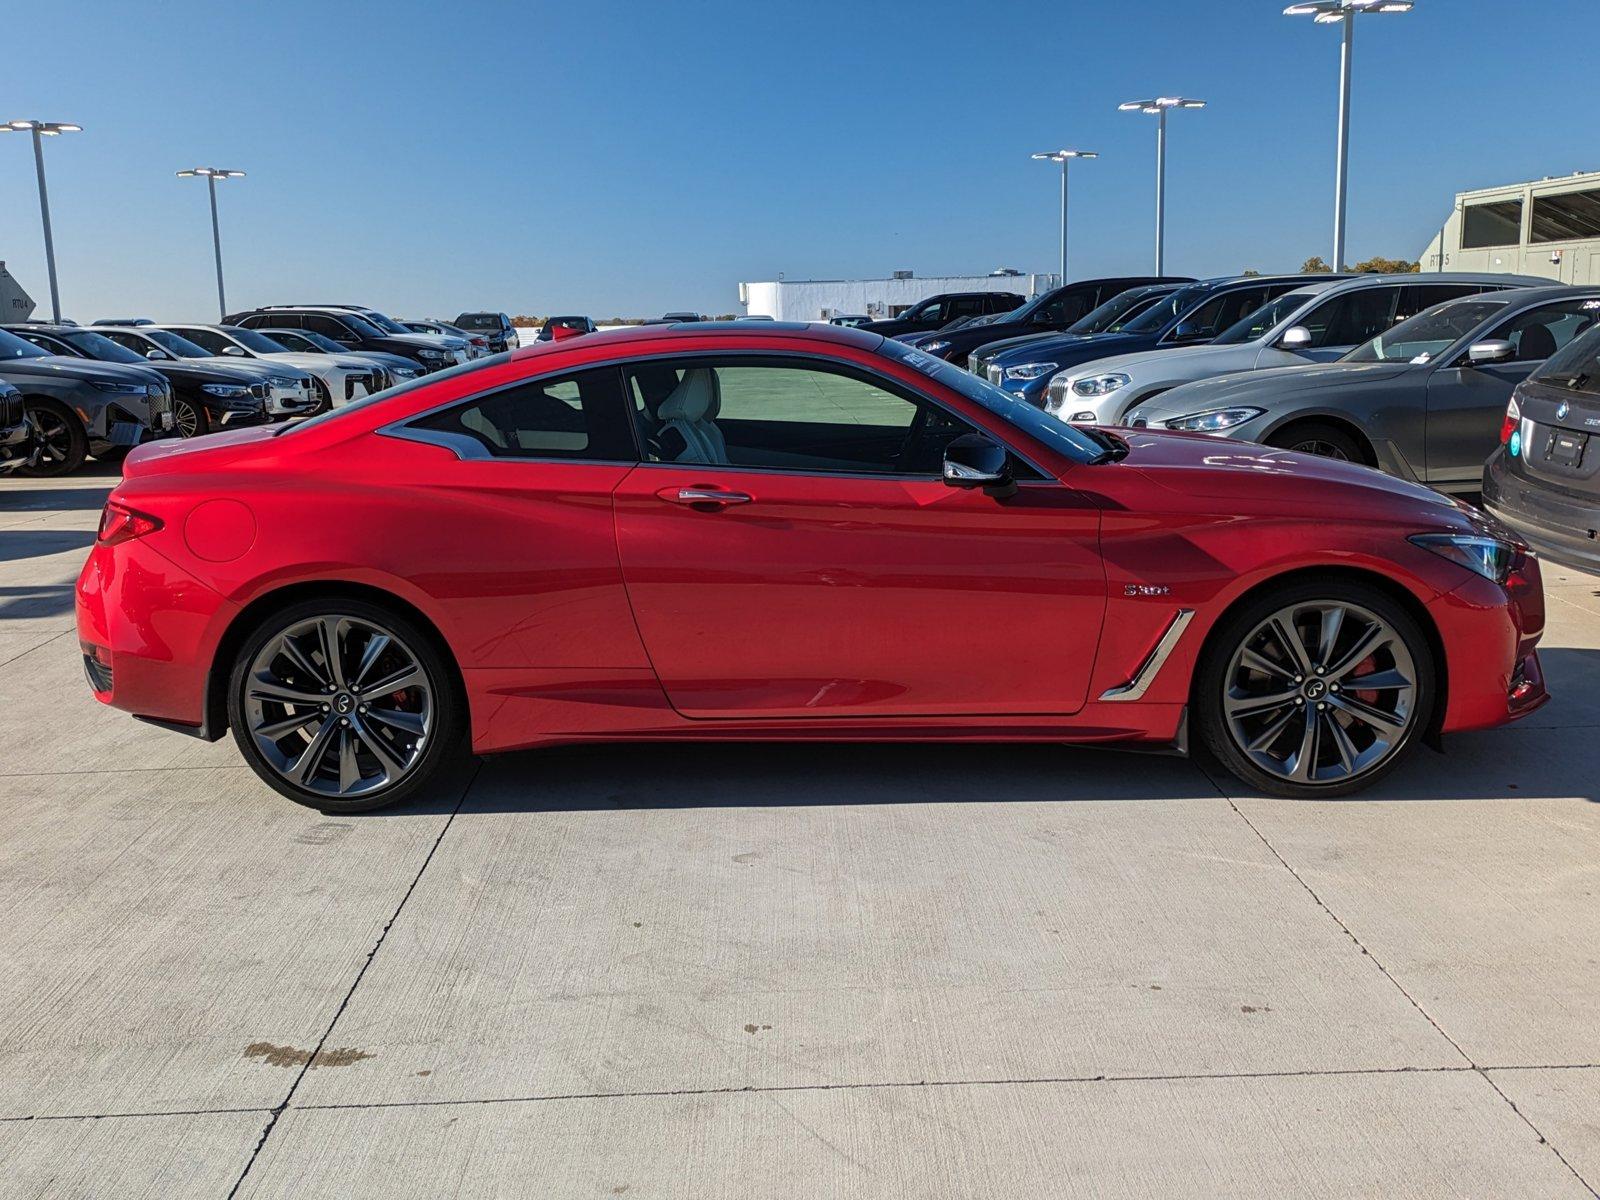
[1113,426,1468,525]
[0,356,164,386]
[986,330,1148,365]
[1134,360,1412,421]
[1063,340,1258,382]
[385,333,462,352]
[173,357,289,382]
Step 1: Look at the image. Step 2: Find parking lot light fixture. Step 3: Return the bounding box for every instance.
[1284,0,1414,270]
[1118,98,1204,274]
[1,119,82,322]
[177,168,246,319]
[1030,150,1097,282]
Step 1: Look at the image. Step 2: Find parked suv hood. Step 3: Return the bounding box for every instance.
[0,356,164,386]
[1134,360,1412,422]
[986,330,1148,364]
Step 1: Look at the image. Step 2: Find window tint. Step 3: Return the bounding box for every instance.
[1487,301,1599,363]
[1038,291,1092,326]
[626,360,980,476]
[1170,287,1270,342]
[1394,283,1483,323]
[1297,287,1400,349]
[947,296,987,320]
[304,315,354,339]
[1530,188,1600,243]
[1461,199,1522,249]
[409,368,632,460]
[177,327,234,355]
[1534,310,1600,394]
[97,330,150,355]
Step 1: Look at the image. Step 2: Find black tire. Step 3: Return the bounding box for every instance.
[1194,578,1436,798]
[227,597,465,813]
[20,398,87,477]
[1265,421,1364,464]
[173,396,210,439]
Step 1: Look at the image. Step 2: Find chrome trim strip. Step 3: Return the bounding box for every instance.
[1099,608,1196,702]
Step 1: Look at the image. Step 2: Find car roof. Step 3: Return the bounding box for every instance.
[509,320,881,358]
[1483,283,1600,304]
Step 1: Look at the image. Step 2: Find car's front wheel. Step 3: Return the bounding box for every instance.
[173,397,210,438]
[20,399,87,476]
[227,598,463,812]
[1194,579,1435,797]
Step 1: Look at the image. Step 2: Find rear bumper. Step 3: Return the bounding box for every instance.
[76,537,236,735]
[1483,448,1600,573]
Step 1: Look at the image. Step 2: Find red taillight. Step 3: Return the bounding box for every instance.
[1499,395,1521,445]
[472,336,488,346]
[97,501,162,546]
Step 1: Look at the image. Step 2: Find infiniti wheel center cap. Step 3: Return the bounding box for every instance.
[333,693,355,714]
[1303,679,1327,701]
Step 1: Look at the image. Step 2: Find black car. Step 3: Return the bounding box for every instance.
[224,306,465,372]
[856,291,1025,339]
[0,378,36,474]
[9,324,278,439]
[972,274,1346,407]
[453,311,519,353]
[900,276,1192,363]
[1484,312,1600,571]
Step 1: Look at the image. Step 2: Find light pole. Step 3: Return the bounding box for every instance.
[1030,150,1097,283]
[177,167,246,319]
[1284,0,1413,271]
[1,120,81,322]
[1117,98,1204,275]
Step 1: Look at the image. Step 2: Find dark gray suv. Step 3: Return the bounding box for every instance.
[1484,315,1600,571]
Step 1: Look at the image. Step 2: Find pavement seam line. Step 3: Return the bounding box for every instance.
[1211,771,1598,1198]
[0,627,74,671]
[224,760,478,1199]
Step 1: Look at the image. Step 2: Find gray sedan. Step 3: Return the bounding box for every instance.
[1124,285,1600,494]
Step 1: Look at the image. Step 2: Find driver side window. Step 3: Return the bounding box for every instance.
[625,361,980,477]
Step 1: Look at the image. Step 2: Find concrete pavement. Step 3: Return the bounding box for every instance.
[1,466,1597,1198]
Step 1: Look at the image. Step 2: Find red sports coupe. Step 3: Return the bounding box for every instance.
[77,323,1548,811]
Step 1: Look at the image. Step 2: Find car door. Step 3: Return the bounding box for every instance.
[1425,299,1599,483]
[611,355,1106,719]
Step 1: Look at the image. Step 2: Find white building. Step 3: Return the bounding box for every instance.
[1421,171,1600,283]
[739,271,1060,322]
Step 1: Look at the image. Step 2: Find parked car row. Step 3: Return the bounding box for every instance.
[0,303,515,475]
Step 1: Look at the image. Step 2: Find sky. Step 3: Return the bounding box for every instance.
[1,0,1595,322]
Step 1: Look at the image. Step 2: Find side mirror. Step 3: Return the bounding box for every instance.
[222,346,246,356]
[144,349,169,361]
[1468,339,1515,365]
[943,433,1016,497]
[1279,325,1313,350]
[1169,319,1204,343]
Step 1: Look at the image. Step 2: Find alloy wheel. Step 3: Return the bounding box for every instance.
[174,400,202,438]
[33,409,73,466]
[1289,438,1350,461]
[243,614,433,800]
[1221,600,1417,787]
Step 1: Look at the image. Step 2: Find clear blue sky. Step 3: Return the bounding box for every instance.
[2,0,1594,321]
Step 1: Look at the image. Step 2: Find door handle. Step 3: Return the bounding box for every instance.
[661,486,753,507]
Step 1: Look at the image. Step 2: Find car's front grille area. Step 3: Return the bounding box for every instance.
[0,392,22,428]
[83,651,113,693]
[249,382,270,400]
[147,388,173,420]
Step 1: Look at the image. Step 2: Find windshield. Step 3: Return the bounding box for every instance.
[1343,299,1506,364]
[877,339,1104,464]
[1532,313,1600,394]
[456,314,501,330]
[264,328,335,353]
[1212,290,1317,345]
[357,310,408,335]
[1121,282,1210,335]
[227,327,295,354]
[61,331,146,364]
[146,329,216,358]
[0,329,51,360]
[1067,287,1167,336]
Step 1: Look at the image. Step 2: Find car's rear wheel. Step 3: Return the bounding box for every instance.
[227,598,462,812]
[1265,421,1363,464]
[1195,579,1435,797]
[20,399,87,477]
[173,397,210,438]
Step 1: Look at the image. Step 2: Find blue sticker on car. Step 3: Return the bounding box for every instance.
[1509,430,1522,458]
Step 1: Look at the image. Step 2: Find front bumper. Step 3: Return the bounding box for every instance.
[0,415,38,474]
[1483,447,1600,574]
[265,381,317,417]
[1428,552,1549,733]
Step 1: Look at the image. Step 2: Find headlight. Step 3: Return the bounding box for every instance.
[392,367,419,379]
[922,340,951,353]
[1409,533,1517,584]
[201,383,251,398]
[1162,406,1265,432]
[89,380,147,395]
[418,348,446,360]
[269,375,298,387]
[1071,373,1130,398]
[1003,362,1058,382]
